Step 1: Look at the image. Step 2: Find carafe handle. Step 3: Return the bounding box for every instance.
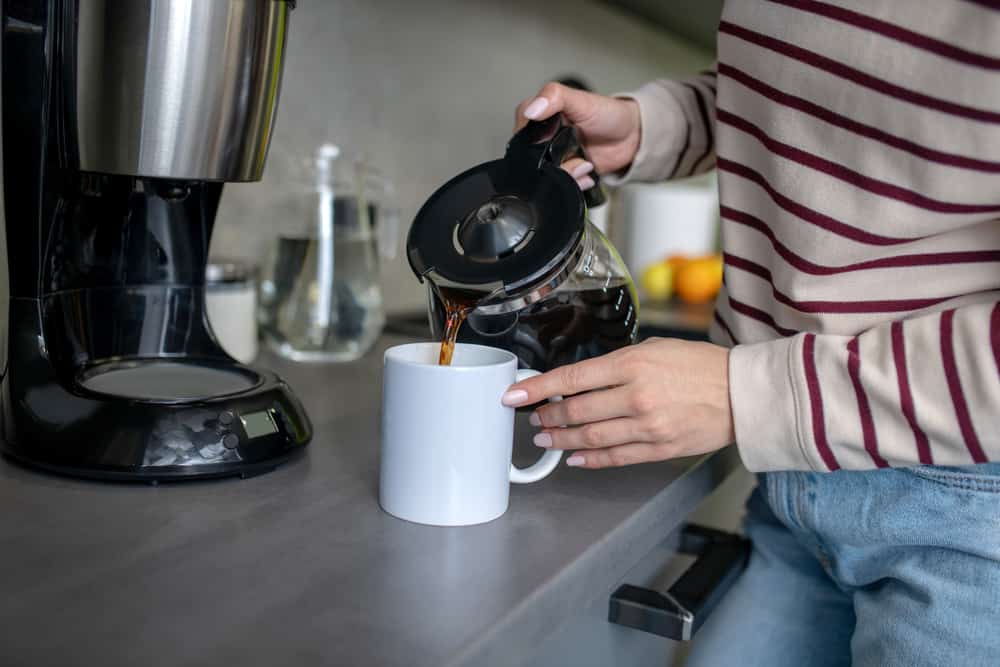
[509,369,564,483]
[506,115,607,209]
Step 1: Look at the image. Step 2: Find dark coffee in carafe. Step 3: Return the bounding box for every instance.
[430,278,637,372]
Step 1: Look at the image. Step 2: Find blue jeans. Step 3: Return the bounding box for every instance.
[685,465,1000,666]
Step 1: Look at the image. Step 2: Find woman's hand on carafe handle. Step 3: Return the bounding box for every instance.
[501,338,735,469]
[514,82,641,189]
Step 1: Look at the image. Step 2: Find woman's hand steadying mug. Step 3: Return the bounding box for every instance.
[514,82,641,190]
[501,338,735,469]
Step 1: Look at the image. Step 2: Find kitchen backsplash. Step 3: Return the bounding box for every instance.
[212,0,712,313]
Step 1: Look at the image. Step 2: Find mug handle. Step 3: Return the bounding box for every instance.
[509,369,564,484]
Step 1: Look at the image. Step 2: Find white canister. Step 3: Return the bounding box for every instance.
[206,260,259,364]
[616,172,719,278]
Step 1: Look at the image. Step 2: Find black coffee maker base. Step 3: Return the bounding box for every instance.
[1,358,313,483]
[1,449,301,483]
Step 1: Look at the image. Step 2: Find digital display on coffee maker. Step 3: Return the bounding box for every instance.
[241,411,278,439]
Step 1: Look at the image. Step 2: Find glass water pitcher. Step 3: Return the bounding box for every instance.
[259,144,395,361]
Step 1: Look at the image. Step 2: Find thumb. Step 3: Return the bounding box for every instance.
[515,81,598,129]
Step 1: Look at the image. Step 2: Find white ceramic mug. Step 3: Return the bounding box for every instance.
[379,342,562,526]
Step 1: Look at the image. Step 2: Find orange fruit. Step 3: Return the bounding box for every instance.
[675,255,723,304]
[665,254,691,273]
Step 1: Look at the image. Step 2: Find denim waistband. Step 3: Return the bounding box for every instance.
[902,462,1000,492]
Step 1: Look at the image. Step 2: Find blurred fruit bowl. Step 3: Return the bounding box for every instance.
[640,253,723,306]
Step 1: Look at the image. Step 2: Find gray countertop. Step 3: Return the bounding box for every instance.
[0,335,740,667]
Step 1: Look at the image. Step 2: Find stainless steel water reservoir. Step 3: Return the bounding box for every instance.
[75,0,294,181]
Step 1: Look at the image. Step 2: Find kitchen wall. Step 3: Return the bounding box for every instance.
[212,0,713,313]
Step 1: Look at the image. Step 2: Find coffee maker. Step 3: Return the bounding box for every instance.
[0,0,312,481]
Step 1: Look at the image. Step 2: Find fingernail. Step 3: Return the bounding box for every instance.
[533,433,552,448]
[566,455,586,467]
[571,161,594,178]
[523,97,549,120]
[577,176,596,190]
[501,389,529,407]
[529,412,541,427]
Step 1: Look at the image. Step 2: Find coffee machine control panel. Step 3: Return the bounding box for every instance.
[240,411,280,438]
[218,409,282,450]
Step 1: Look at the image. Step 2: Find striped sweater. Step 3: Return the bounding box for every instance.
[614,0,1000,472]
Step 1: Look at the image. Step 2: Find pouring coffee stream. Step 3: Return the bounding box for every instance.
[409,115,639,371]
[435,286,480,366]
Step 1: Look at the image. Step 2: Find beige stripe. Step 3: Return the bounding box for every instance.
[675,79,716,176]
[720,126,1000,233]
[722,176,1000,261]
[729,334,818,471]
[722,221,1000,301]
[948,302,1000,459]
[723,268,830,333]
[712,290,783,345]
[805,331,873,469]
[724,258,1000,336]
[728,0,1000,109]
[666,80,711,178]
[717,35,1000,160]
[836,0,1000,58]
[883,314,956,464]
[723,80,1000,203]
[850,322,915,467]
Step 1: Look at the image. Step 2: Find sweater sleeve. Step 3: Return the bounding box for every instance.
[729,299,1000,472]
[604,69,717,186]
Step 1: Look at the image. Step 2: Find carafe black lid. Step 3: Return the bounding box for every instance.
[407,116,603,298]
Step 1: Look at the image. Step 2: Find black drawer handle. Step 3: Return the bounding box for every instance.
[608,523,750,641]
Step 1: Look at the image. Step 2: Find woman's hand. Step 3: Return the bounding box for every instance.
[514,82,641,188]
[501,338,735,469]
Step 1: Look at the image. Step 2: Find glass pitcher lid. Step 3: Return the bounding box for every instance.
[406,123,587,297]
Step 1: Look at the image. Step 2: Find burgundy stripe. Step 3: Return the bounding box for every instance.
[718,63,1000,173]
[767,0,1000,69]
[718,21,1000,124]
[891,322,934,464]
[991,303,1000,378]
[846,337,889,468]
[802,334,841,471]
[726,253,771,281]
[727,296,799,337]
[713,310,738,344]
[963,0,1000,10]
[717,158,920,245]
[668,102,692,179]
[940,309,989,462]
[685,82,716,174]
[721,206,1000,275]
[724,252,960,314]
[718,109,1000,214]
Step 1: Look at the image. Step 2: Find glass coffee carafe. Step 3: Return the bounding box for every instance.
[259,144,396,361]
[407,115,639,372]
